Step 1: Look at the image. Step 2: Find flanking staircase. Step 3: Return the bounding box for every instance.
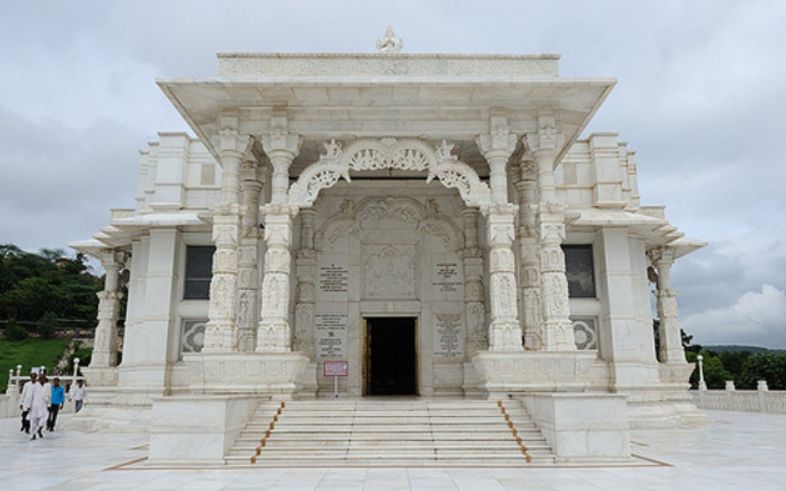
[226,399,555,466]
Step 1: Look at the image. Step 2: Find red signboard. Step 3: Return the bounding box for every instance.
[323,360,349,377]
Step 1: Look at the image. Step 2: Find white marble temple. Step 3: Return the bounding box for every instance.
[63,29,710,463]
[2,410,786,490]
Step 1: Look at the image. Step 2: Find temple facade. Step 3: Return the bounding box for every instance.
[71,32,705,462]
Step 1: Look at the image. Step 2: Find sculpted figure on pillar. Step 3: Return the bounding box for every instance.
[525,111,576,351]
[91,250,127,368]
[649,247,686,363]
[203,112,252,353]
[257,109,302,353]
[477,110,523,351]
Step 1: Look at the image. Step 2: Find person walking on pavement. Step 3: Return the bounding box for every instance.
[70,379,86,413]
[19,372,37,434]
[28,375,49,440]
[47,377,65,431]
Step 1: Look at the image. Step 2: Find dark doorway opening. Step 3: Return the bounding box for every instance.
[364,317,417,396]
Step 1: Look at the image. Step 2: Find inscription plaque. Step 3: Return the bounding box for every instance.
[315,313,348,358]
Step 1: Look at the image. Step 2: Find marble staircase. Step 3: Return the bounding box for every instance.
[226,399,555,466]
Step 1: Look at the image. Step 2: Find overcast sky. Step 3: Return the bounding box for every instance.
[1,1,785,348]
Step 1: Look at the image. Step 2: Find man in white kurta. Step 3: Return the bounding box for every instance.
[27,378,49,440]
[19,372,37,434]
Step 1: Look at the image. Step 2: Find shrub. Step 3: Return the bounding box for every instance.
[4,319,28,340]
[36,311,58,339]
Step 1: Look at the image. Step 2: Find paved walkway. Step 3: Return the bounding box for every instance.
[1,410,785,490]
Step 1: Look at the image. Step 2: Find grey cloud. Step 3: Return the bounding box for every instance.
[1,0,784,346]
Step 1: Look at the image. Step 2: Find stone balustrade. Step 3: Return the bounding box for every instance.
[691,381,786,414]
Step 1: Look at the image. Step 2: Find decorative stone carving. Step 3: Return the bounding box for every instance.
[293,208,317,357]
[181,319,208,353]
[236,159,263,352]
[257,208,295,352]
[571,317,599,351]
[376,25,404,53]
[364,245,416,299]
[485,204,523,351]
[477,111,519,204]
[288,138,491,209]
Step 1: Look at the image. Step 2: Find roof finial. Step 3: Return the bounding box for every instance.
[376,25,403,53]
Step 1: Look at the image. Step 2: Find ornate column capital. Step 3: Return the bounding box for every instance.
[477,110,518,205]
[261,110,303,161]
[524,110,565,155]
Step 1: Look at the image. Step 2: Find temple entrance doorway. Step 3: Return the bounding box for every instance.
[363,317,418,396]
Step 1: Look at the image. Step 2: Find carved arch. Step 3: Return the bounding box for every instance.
[315,196,463,252]
[288,138,492,209]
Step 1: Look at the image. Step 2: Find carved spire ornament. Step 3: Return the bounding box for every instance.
[376,25,403,53]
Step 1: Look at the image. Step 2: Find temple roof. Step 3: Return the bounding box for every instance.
[158,51,616,166]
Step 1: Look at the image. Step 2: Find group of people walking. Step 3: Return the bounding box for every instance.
[18,372,86,440]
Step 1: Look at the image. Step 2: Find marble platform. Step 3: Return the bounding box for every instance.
[1,410,785,489]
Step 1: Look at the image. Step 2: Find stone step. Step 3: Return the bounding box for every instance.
[229,399,554,466]
[235,435,545,445]
[230,444,551,454]
[235,433,547,443]
[226,454,555,464]
[266,418,524,425]
[246,422,536,434]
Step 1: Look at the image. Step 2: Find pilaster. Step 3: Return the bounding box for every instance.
[203,114,251,353]
[293,208,317,357]
[461,208,486,356]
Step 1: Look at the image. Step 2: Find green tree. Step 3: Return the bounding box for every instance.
[0,244,102,331]
[739,353,786,390]
[688,351,733,389]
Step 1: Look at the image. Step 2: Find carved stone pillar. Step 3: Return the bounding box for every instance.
[461,208,486,356]
[485,204,523,351]
[256,118,302,353]
[477,112,522,351]
[90,250,125,368]
[651,247,686,363]
[203,119,250,353]
[516,156,544,350]
[293,208,316,357]
[236,159,264,352]
[526,113,576,351]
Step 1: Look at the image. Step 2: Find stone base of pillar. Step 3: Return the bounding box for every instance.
[183,352,308,398]
[255,323,291,353]
[471,350,596,397]
[81,366,118,387]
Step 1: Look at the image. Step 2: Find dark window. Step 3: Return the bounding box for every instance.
[184,246,215,300]
[563,245,595,298]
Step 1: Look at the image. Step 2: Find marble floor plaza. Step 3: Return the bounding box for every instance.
[1,410,784,490]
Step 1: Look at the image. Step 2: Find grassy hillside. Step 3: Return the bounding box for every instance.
[0,338,71,388]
